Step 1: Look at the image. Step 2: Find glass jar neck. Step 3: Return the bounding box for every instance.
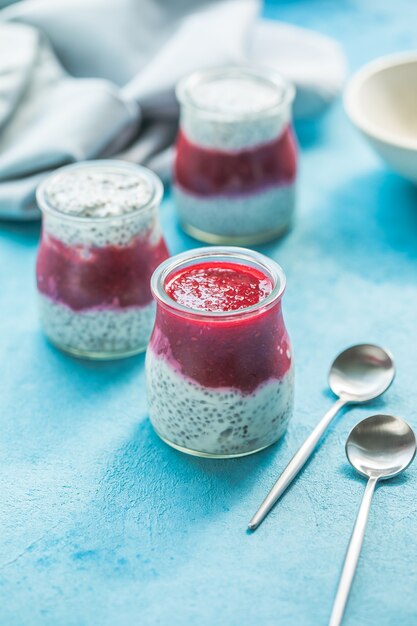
[176,67,294,150]
[176,66,294,121]
[37,160,163,225]
[37,160,164,248]
[151,246,286,322]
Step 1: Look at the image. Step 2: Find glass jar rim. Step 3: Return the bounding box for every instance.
[151,246,286,320]
[176,65,295,122]
[36,160,164,224]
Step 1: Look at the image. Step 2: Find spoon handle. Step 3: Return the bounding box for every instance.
[329,476,378,626]
[248,398,346,530]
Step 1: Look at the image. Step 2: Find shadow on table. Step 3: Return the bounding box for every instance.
[37,336,146,385]
[138,417,282,492]
[309,169,417,283]
[321,387,389,413]
[337,461,412,490]
[100,417,285,525]
[294,114,330,150]
[0,219,41,246]
[75,419,286,577]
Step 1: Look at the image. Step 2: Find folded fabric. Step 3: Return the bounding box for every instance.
[0,0,346,220]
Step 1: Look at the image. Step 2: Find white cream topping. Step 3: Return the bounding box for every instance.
[44,168,153,218]
[189,76,282,115]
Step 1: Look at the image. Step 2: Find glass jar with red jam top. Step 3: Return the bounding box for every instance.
[174,66,297,245]
[36,160,169,359]
[146,247,294,458]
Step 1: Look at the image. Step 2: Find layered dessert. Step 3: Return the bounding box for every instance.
[146,248,294,457]
[174,67,297,244]
[36,161,169,358]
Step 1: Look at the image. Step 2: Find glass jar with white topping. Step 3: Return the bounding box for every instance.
[36,160,169,359]
[174,66,298,245]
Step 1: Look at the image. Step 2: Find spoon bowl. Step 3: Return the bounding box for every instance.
[346,414,416,480]
[329,344,395,403]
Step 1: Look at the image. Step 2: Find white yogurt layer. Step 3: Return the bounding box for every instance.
[181,110,290,151]
[146,350,294,457]
[174,183,295,243]
[38,294,155,358]
[179,72,291,150]
[44,168,153,218]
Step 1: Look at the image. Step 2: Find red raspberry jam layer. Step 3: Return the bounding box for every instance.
[174,126,297,197]
[150,261,291,393]
[165,262,273,312]
[37,232,169,311]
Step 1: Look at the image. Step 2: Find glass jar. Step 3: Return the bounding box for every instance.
[146,246,294,458]
[36,160,169,359]
[173,66,297,245]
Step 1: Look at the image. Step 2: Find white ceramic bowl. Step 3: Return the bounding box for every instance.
[345,52,417,183]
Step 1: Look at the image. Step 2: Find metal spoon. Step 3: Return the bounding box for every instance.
[329,414,416,626]
[248,344,395,531]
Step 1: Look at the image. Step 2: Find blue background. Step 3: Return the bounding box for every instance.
[1,1,417,624]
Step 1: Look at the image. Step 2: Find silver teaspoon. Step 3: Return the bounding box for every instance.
[248,344,395,531]
[329,414,416,626]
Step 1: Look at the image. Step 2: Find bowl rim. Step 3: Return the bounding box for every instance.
[344,51,417,151]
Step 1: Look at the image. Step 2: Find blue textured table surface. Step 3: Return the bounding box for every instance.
[1,2,417,625]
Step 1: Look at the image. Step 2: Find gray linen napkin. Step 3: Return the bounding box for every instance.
[0,0,346,219]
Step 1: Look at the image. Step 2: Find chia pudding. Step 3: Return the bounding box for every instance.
[146,247,294,458]
[36,160,169,359]
[174,67,298,245]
